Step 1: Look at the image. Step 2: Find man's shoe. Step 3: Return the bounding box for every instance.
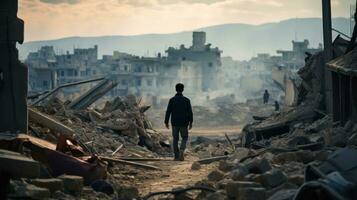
[179,150,184,161]
[173,157,179,161]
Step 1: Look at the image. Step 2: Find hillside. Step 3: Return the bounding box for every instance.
[19,18,351,60]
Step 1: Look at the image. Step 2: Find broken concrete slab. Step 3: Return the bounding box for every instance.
[218,160,235,172]
[116,185,139,200]
[0,149,40,178]
[267,189,297,200]
[10,182,51,200]
[259,169,287,188]
[58,175,83,195]
[229,166,249,181]
[245,158,272,174]
[287,175,304,186]
[205,190,227,200]
[236,187,266,200]
[225,181,261,198]
[207,170,225,182]
[30,178,63,193]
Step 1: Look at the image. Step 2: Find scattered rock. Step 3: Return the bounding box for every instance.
[30,178,63,193]
[236,187,266,200]
[287,175,304,186]
[207,170,225,182]
[116,185,139,200]
[225,181,261,198]
[191,162,201,170]
[314,150,330,161]
[58,175,83,195]
[295,150,315,163]
[229,148,251,162]
[218,160,234,172]
[205,190,227,200]
[267,189,297,200]
[90,179,114,195]
[245,158,272,174]
[11,182,51,200]
[215,179,231,190]
[260,169,287,188]
[229,166,249,181]
[272,152,297,164]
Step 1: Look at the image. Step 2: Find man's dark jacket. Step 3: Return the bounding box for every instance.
[165,93,193,127]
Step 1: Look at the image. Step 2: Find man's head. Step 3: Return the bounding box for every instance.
[176,83,184,93]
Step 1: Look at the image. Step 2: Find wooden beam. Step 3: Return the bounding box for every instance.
[28,108,74,136]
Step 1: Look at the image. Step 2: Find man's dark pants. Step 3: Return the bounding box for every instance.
[172,126,189,159]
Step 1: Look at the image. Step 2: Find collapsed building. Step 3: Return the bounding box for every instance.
[2,0,357,199]
[26,32,222,105]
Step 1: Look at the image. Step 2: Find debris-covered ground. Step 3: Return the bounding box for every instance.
[2,37,357,200]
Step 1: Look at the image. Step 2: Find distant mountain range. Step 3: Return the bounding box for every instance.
[18,18,351,61]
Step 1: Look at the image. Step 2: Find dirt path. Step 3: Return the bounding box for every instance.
[137,154,217,196]
[136,127,235,196]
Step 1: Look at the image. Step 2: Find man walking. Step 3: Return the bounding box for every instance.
[165,83,193,161]
[263,89,270,104]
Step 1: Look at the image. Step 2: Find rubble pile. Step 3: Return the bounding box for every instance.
[176,52,357,200]
[31,95,170,155]
[1,95,172,199]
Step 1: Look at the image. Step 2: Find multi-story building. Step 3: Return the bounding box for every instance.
[26,45,98,94]
[277,40,322,69]
[166,32,222,91]
[26,46,57,92]
[26,32,223,103]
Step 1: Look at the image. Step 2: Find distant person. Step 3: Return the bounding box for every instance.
[275,101,280,111]
[263,90,270,104]
[165,83,193,161]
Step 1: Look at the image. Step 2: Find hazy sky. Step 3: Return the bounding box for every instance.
[19,0,354,41]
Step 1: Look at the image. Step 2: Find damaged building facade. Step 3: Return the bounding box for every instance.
[27,45,98,94]
[26,32,222,103]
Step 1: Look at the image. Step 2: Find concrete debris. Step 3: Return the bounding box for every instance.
[0,149,40,178]
[207,170,225,182]
[59,175,84,195]
[116,184,139,200]
[204,190,227,200]
[9,181,51,200]
[30,178,64,193]
[1,94,170,199]
[90,179,114,195]
[191,161,201,170]
[259,169,287,188]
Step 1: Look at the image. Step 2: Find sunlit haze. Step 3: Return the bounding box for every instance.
[19,0,353,41]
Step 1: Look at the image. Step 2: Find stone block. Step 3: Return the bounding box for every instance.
[205,190,227,200]
[191,161,201,170]
[0,149,40,178]
[236,187,266,200]
[116,185,139,200]
[218,160,234,172]
[260,169,287,188]
[230,166,249,181]
[58,175,83,195]
[287,175,304,186]
[226,181,261,198]
[11,183,50,200]
[207,170,225,182]
[245,158,272,174]
[31,178,63,193]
